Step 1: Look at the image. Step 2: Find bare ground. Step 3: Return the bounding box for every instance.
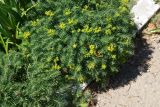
[96,33,160,107]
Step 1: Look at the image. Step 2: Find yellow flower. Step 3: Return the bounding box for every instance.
[112,27,117,31]
[77,75,85,82]
[75,65,81,72]
[23,31,30,39]
[64,8,71,16]
[89,50,94,55]
[68,18,78,25]
[121,0,129,5]
[59,22,66,29]
[94,27,102,33]
[81,25,93,33]
[45,10,54,16]
[105,29,112,35]
[71,30,76,33]
[52,64,61,70]
[89,45,96,55]
[111,55,116,59]
[46,57,52,62]
[52,57,61,70]
[68,19,74,24]
[31,21,38,26]
[82,5,89,12]
[101,64,107,70]
[47,29,56,35]
[106,24,112,29]
[115,12,120,17]
[77,29,81,32]
[106,17,112,22]
[87,62,95,70]
[89,45,95,50]
[107,44,116,52]
[72,44,77,48]
[54,57,59,63]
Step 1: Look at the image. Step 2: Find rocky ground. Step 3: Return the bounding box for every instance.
[96,32,160,107]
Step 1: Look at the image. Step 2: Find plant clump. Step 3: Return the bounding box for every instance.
[0,0,135,106]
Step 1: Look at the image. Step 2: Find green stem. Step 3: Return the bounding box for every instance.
[0,34,8,54]
[21,2,39,17]
[150,28,160,33]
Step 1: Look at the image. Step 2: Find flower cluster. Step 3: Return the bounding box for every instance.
[23,31,30,39]
[20,0,135,83]
[64,8,71,16]
[52,57,61,70]
[45,10,54,16]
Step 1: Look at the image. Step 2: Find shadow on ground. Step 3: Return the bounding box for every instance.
[89,33,153,94]
[107,33,153,90]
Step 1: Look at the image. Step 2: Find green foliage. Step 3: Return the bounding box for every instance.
[23,0,135,82]
[155,0,160,3]
[0,0,38,53]
[0,0,136,106]
[128,0,137,9]
[0,51,90,107]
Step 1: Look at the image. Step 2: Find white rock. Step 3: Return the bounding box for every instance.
[80,83,87,90]
[131,0,160,30]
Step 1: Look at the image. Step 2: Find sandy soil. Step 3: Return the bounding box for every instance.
[96,33,160,107]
